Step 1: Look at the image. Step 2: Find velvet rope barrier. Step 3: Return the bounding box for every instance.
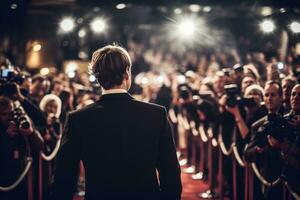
[284,181,300,200]
[0,157,33,192]
[232,143,245,167]
[218,132,233,156]
[198,124,208,143]
[250,163,282,187]
[40,134,62,161]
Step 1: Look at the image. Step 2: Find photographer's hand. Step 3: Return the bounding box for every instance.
[267,135,290,152]
[11,83,25,102]
[18,117,34,136]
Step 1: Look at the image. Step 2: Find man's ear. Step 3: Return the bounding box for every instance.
[124,69,130,80]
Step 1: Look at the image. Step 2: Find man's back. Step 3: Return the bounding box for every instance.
[52,93,182,200]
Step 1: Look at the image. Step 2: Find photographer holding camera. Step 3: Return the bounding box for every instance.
[219,82,266,199]
[277,84,300,194]
[0,96,44,200]
[244,80,286,199]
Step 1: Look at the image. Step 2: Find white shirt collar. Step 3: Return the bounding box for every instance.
[102,88,128,95]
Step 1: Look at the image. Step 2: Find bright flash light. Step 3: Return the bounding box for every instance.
[65,62,78,74]
[261,7,272,16]
[33,43,42,52]
[189,4,201,12]
[277,62,284,70]
[40,67,49,76]
[203,6,211,12]
[78,29,86,38]
[116,3,126,9]
[67,71,76,78]
[89,75,96,82]
[90,18,106,33]
[290,21,300,33]
[174,8,182,14]
[60,18,75,33]
[177,75,186,84]
[260,19,275,33]
[178,20,196,36]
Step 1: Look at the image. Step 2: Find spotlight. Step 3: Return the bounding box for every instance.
[290,21,300,33]
[178,20,196,37]
[203,6,211,12]
[78,29,86,38]
[90,18,106,33]
[261,7,272,16]
[260,19,275,33]
[189,4,201,13]
[40,67,49,76]
[116,3,126,9]
[60,18,75,33]
[174,8,182,14]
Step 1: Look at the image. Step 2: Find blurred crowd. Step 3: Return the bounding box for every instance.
[0,37,300,200]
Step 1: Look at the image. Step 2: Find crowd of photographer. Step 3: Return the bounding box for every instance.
[126,37,300,199]
[0,38,300,200]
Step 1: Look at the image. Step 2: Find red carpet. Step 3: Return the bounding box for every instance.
[73,166,211,200]
[181,168,210,200]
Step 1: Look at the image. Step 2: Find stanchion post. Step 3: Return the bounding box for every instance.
[218,146,223,200]
[232,156,237,200]
[27,157,33,200]
[198,127,218,199]
[244,164,249,200]
[248,166,254,200]
[39,154,43,200]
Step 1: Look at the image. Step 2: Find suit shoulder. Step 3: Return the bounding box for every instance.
[131,99,166,113]
[252,115,267,129]
[67,102,98,118]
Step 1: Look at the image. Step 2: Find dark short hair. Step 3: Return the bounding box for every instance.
[91,44,132,90]
[265,80,283,96]
[0,96,12,111]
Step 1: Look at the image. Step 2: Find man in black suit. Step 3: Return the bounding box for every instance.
[244,81,285,200]
[51,44,182,200]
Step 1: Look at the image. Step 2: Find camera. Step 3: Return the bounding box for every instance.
[224,84,256,108]
[12,107,30,129]
[222,68,232,77]
[256,113,292,148]
[178,84,192,100]
[0,66,26,96]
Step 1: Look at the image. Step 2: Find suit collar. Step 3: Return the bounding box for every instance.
[98,92,134,102]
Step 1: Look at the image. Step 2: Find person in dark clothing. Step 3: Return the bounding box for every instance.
[244,81,285,200]
[0,96,44,200]
[51,44,182,200]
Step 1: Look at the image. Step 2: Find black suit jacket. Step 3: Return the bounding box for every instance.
[52,93,182,200]
[244,116,283,180]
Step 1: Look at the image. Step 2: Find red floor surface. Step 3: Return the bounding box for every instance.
[73,166,211,200]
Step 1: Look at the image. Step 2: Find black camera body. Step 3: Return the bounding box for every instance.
[178,84,192,100]
[12,107,30,129]
[224,84,256,108]
[256,113,292,148]
[0,67,26,96]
